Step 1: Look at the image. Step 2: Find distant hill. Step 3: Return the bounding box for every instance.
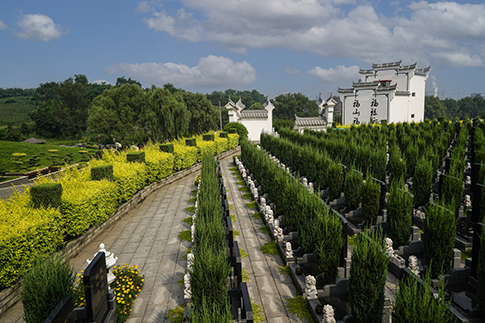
[0,96,35,126]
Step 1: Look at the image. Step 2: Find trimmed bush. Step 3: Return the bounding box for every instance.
[361,176,380,225]
[196,140,216,161]
[297,190,327,254]
[389,146,407,183]
[218,131,228,138]
[127,151,145,163]
[20,254,75,323]
[91,164,113,181]
[223,122,248,143]
[202,133,214,141]
[145,144,174,183]
[327,162,344,201]
[392,270,452,322]
[185,138,197,147]
[30,183,63,209]
[214,137,228,155]
[0,192,63,289]
[228,128,237,133]
[348,229,389,323]
[413,155,433,207]
[227,133,239,149]
[160,143,174,154]
[344,169,363,211]
[387,179,413,248]
[315,211,344,286]
[423,202,456,278]
[173,145,197,171]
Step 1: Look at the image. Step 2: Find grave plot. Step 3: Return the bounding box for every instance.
[245,120,485,322]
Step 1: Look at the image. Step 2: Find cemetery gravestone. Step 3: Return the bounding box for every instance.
[83,252,109,323]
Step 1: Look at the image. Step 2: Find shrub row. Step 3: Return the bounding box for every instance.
[0,134,238,290]
[191,152,231,321]
[241,140,343,286]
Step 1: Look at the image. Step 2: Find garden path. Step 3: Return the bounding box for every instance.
[0,152,305,323]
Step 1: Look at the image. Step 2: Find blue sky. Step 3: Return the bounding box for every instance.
[1,0,484,100]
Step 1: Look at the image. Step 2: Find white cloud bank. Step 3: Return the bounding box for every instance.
[103,55,257,88]
[0,21,7,30]
[140,0,485,68]
[15,13,68,42]
[308,65,360,84]
[284,67,300,75]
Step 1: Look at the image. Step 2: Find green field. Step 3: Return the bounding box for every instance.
[0,96,36,126]
[0,140,98,174]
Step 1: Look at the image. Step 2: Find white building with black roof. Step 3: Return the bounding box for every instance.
[225,97,274,142]
[293,93,337,133]
[338,61,430,125]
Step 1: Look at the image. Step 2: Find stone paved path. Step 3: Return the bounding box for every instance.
[0,152,306,323]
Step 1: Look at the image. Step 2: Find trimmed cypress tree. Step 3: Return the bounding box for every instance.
[327,162,344,201]
[361,176,380,225]
[478,227,485,315]
[413,155,433,207]
[423,202,456,278]
[344,169,363,211]
[387,179,413,248]
[185,138,197,147]
[315,211,343,286]
[349,229,389,323]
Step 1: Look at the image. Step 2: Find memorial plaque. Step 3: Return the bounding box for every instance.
[83,252,108,323]
[44,296,75,323]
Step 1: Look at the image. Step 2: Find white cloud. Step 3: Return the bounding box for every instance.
[284,67,300,75]
[308,65,360,84]
[140,0,485,68]
[15,13,68,42]
[0,21,7,30]
[103,55,256,89]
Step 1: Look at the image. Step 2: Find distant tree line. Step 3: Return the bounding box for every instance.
[0,87,35,98]
[425,94,485,120]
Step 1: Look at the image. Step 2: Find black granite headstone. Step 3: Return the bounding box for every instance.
[84,252,109,323]
[44,296,75,323]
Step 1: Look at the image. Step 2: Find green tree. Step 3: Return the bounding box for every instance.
[87,84,146,146]
[29,101,64,138]
[424,95,447,120]
[442,98,460,119]
[115,76,142,87]
[54,77,90,139]
[144,88,189,141]
[272,92,317,120]
[181,92,217,134]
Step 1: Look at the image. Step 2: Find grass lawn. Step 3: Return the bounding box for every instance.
[0,140,98,173]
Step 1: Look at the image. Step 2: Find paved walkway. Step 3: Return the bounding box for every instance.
[0,152,304,323]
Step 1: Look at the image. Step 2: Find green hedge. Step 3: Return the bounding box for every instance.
[185,138,197,147]
[202,133,214,141]
[127,151,145,163]
[145,145,174,183]
[344,169,362,211]
[30,183,63,210]
[173,145,197,171]
[218,131,228,138]
[387,179,413,248]
[0,193,63,289]
[223,122,248,143]
[227,134,239,149]
[91,164,113,181]
[160,143,174,154]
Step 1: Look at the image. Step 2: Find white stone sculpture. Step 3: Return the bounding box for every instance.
[260,197,266,209]
[285,242,293,257]
[467,162,471,171]
[184,273,192,300]
[305,275,318,300]
[266,209,274,226]
[408,255,419,276]
[86,243,118,284]
[187,252,194,272]
[303,177,308,188]
[466,176,471,186]
[277,228,284,243]
[385,237,394,258]
[308,182,314,194]
[252,187,258,200]
[465,195,472,208]
[286,167,290,174]
[273,219,280,238]
[191,224,196,243]
[414,209,426,220]
[322,304,336,323]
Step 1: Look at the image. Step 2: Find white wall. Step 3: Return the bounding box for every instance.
[240,118,272,142]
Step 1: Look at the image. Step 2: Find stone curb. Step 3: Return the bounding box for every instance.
[0,146,241,318]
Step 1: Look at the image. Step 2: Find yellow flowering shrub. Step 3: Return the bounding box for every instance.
[214,136,228,154]
[227,133,239,149]
[195,140,216,161]
[0,190,63,288]
[173,144,197,171]
[144,143,174,183]
[110,264,145,323]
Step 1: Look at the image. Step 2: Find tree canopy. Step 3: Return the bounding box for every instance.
[272,92,318,120]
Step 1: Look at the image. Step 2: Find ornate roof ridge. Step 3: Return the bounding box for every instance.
[372,60,402,69]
